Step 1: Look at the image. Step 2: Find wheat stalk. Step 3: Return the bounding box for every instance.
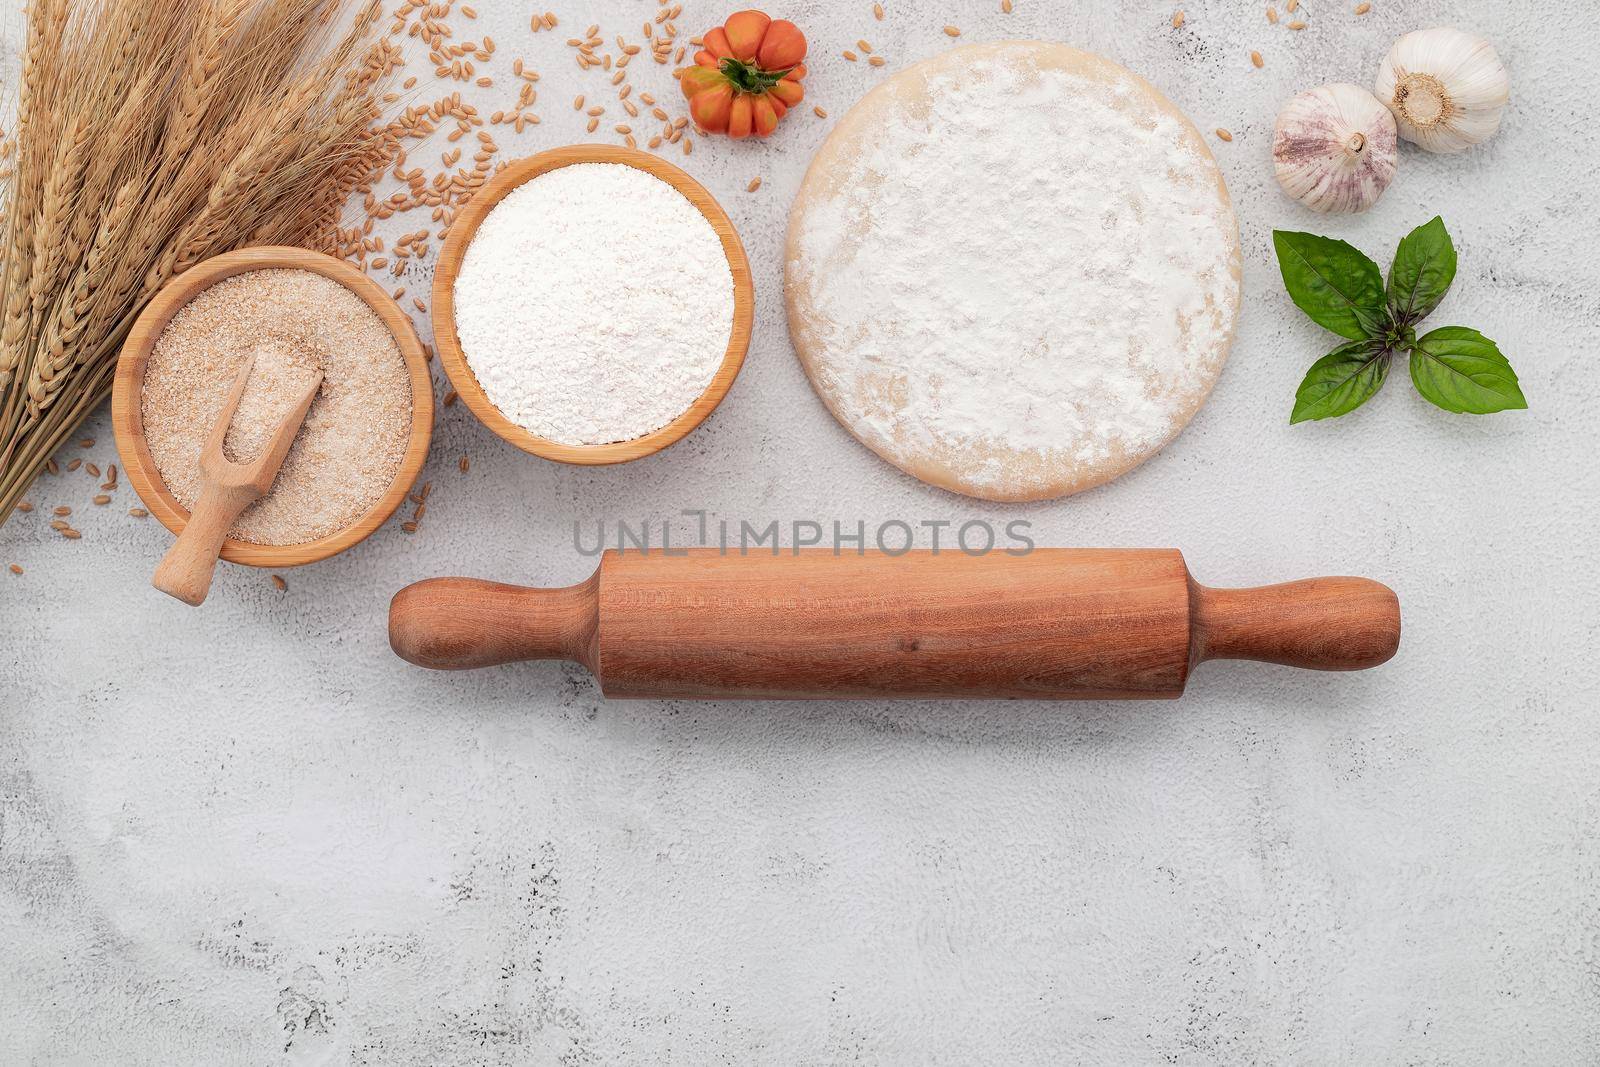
[0,0,400,521]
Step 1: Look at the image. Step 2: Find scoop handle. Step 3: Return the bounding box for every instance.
[151,481,259,606]
[1189,576,1401,671]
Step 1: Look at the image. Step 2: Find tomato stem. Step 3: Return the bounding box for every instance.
[717,56,793,93]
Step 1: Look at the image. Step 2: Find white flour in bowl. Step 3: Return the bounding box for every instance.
[453,162,735,446]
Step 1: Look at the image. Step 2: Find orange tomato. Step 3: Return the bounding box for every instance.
[757,20,807,70]
[723,10,771,62]
[769,78,804,108]
[680,64,724,102]
[689,82,735,133]
[728,94,755,139]
[679,9,808,139]
[751,95,780,137]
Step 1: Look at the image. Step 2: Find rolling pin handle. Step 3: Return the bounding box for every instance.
[389,575,598,671]
[1189,575,1401,672]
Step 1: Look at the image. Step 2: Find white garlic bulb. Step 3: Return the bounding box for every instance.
[1273,83,1398,214]
[1375,27,1510,153]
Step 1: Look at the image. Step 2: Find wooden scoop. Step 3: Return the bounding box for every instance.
[151,358,322,606]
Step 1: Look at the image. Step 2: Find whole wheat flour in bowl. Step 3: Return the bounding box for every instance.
[139,269,413,545]
[786,41,1242,503]
[451,161,736,446]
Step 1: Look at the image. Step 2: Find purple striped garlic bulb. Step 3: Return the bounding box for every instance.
[1273,83,1399,214]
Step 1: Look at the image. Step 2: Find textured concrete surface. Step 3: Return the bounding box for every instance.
[3,1,1597,1063]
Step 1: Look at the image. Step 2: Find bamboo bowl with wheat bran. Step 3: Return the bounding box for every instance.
[432,145,754,465]
[111,247,434,568]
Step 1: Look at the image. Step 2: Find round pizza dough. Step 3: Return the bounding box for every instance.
[785,41,1242,502]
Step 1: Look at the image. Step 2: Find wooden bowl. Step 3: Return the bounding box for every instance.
[432,145,754,465]
[111,246,434,568]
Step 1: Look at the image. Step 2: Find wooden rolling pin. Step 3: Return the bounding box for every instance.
[389,549,1399,699]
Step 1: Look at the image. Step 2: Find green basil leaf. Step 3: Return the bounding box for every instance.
[1290,339,1391,424]
[1273,230,1387,340]
[1409,327,1527,414]
[1388,216,1457,326]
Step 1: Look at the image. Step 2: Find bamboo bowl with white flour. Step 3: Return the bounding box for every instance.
[433,146,754,465]
[111,247,434,568]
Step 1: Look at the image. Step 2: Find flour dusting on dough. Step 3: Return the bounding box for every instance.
[789,43,1241,500]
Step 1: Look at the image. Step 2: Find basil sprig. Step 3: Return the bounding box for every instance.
[1273,218,1527,423]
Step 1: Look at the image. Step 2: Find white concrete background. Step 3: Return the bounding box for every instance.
[2,1,1597,1063]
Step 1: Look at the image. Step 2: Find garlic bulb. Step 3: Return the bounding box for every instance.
[1375,27,1509,153]
[1273,83,1398,214]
